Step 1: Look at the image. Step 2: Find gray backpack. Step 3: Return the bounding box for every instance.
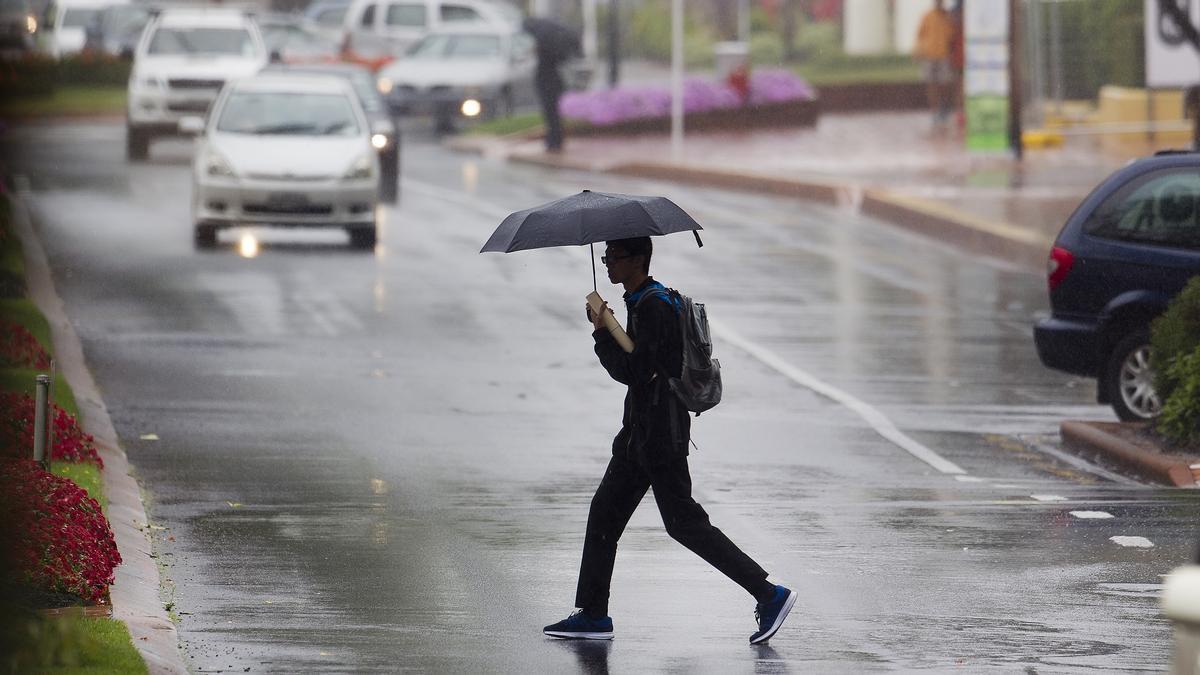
[639,288,722,415]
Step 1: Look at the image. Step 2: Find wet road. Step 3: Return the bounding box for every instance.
[4,121,1199,673]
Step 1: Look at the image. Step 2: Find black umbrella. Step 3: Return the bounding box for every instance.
[481,190,703,291]
[522,16,582,65]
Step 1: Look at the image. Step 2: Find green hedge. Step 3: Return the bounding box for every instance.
[1151,276,1200,445]
[0,54,131,98]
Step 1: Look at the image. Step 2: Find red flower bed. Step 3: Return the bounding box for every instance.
[0,459,121,603]
[0,321,51,369]
[0,392,102,467]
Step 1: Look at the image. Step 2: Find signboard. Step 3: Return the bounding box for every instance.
[1146,0,1200,88]
[964,0,1009,152]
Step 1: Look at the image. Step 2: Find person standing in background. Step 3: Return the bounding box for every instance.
[914,0,955,130]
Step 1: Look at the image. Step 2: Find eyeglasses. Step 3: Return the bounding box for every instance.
[601,254,633,265]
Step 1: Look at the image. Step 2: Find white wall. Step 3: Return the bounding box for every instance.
[894,0,933,55]
[844,0,891,55]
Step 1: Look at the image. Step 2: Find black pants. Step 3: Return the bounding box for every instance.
[536,77,564,151]
[574,454,769,616]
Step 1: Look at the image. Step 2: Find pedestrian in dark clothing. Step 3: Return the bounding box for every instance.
[522,17,577,152]
[543,236,797,644]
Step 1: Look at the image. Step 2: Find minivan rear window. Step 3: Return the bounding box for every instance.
[385,3,426,27]
[1085,168,1200,250]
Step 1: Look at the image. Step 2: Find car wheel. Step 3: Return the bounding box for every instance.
[126,126,150,161]
[379,150,399,204]
[495,88,513,119]
[348,225,377,250]
[194,222,218,248]
[1104,329,1162,421]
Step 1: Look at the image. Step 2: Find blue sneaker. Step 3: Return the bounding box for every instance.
[749,585,797,644]
[543,609,614,640]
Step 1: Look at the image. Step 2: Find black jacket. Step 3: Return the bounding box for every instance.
[593,279,690,465]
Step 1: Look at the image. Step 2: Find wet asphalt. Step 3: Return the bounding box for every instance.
[3,120,1199,673]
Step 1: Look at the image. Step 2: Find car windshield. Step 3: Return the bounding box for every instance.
[406,33,501,59]
[102,7,148,35]
[62,8,98,28]
[216,91,361,136]
[147,27,257,56]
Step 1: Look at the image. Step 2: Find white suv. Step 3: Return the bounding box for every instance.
[126,7,267,161]
[341,0,519,56]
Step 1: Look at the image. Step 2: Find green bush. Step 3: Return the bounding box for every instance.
[1158,344,1200,446]
[1151,276,1200,404]
[625,0,717,67]
[749,32,784,66]
[0,53,130,99]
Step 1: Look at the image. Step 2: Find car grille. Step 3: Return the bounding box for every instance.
[245,173,333,182]
[244,203,334,216]
[169,78,224,90]
[166,101,211,113]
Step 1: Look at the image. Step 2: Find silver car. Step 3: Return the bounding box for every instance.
[376,23,536,132]
[186,73,380,249]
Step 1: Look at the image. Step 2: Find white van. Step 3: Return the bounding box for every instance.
[41,0,123,57]
[341,0,520,56]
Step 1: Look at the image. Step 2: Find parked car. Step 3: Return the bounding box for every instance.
[184,72,380,249]
[125,6,268,161]
[0,0,38,54]
[341,0,519,57]
[40,0,120,57]
[259,12,340,64]
[1034,150,1200,421]
[82,2,150,57]
[375,22,534,131]
[263,61,400,203]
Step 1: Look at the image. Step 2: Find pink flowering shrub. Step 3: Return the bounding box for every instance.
[0,459,121,603]
[560,68,815,126]
[0,392,102,467]
[0,321,51,369]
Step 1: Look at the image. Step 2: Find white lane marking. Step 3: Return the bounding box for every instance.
[954,476,984,483]
[1070,511,1115,519]
[711,318,966,475]
[1030,494,1068,502]
[1110,536,1154,548]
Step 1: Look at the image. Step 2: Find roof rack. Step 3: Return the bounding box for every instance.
[1153,149,1200,156]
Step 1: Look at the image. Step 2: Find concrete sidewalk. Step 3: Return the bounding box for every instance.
[449,108,1174,272]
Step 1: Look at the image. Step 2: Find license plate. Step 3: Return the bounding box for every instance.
[266,192,309,207]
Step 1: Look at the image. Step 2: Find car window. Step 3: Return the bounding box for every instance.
[216,91,361,136]
[407,32,499,58]
[1086,168,1200,250]
[147,27,258,56]
[62,8,98,28]
[359,3,376,27]
[385,3,425,27]
[440,5,479,22]
[314,6,347,26]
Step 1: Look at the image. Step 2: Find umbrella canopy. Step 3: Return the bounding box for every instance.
[521,16,582,66]
[480,190,703,254]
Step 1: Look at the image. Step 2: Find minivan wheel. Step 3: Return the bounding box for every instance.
[1104,330,1162,421]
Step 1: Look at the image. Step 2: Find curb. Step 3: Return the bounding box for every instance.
[9,192,188,673]
[452,135,1051,273]
[1061,420,1199,488]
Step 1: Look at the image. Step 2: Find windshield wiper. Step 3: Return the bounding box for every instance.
[255,123,320,135]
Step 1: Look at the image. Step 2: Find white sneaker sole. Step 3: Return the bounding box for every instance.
[749,589,797,645]
[544,630,614,640]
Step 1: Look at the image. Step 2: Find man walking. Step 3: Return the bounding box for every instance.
[543,236,796,644]
[522,17,578,153]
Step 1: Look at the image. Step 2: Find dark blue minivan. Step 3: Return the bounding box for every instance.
[1034,150,1200,421]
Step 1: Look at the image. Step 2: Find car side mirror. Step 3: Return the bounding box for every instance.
[178,116,206,136]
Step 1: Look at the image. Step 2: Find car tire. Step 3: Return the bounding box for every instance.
[126,126,150,161]
[194,222,218,248]
[348,225,377,250]
[1104,329,1162,421]
[494,88,513,119]
[379,149,399,204]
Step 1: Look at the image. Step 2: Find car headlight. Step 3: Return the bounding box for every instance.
[25,15,36,33]
[371,133,389,150]
[377,77,393,95]
[461,99,482,117]
[137,75,165,90]
[205,150,236,178]
[343,154,373,180]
